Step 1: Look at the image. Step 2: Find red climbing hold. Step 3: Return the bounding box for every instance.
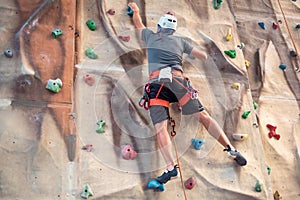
[268,131,274,138]
[121,144,137,160]
[185,177,195,190]
[107,8,116,15]
[273,134,280,140]
[273,22,278,30]
[166,11,174,15]
[266,124,280,140]
[119,35,130,42]
[266,124,276,130]
[83,74,95,86]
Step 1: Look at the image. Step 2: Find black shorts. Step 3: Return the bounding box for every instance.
[149,77,204,125]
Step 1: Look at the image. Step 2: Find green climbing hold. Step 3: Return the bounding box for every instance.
[96,120,106,133]
[52,28,62,38]
[214,0,223,9]
[242,111,251,119]
[86,19,96,31]
[267,165,271,175]
[85,48,98,59]
[46,78,62,93]
[255,181,262,192]
[224,50,236,58]
[253,102,258,110]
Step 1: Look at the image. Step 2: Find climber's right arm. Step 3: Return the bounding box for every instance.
[128,2,145,38]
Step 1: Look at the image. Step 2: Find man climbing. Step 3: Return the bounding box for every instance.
[128,2,247,184]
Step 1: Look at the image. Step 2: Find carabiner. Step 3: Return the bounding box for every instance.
[143,101,149,110]
[145,83,150,93]
[139,96,149,110]
[189,88,198,100]
[169,118,176,137]
[171,130,176,137]
[139,97,145,107]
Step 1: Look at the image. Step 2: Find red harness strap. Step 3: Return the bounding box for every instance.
[178,92,191,106]
[148,69,192,108]
[149,99,170,107]
[149,82,170,108]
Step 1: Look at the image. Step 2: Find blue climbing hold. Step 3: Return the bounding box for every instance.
[258,22,265,30]
[279,64,287,70]
[148,179,164,191]
[296,24,300,29]
[192,138,205,150]
[127,6,133,16]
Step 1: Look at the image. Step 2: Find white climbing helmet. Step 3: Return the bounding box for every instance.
[158,13,177,31]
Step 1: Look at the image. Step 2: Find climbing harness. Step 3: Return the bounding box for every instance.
[169,118,187,200]
[138,68,199,111]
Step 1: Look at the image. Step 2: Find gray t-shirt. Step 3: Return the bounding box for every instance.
[142,28,194,74]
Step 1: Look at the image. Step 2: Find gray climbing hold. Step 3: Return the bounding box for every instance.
[290,50,297,57]
[4,50,13,58]
[81,184,94,199]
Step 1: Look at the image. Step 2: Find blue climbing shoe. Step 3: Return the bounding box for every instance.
[224,145,247,166]
[156,165,179,184]
[148,179,164,191]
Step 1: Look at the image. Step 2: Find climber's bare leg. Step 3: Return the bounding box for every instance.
[192,110,233,148]
[154,119,175,171]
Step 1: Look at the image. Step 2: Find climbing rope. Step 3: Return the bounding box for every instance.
[277,0,300,64]
[169,118,188,200]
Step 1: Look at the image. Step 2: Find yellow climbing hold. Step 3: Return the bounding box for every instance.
[232,133,249,141]
[231,82,240,90]
[226,28,232,41]
[245,60,251,69]
[273,190,281,200]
